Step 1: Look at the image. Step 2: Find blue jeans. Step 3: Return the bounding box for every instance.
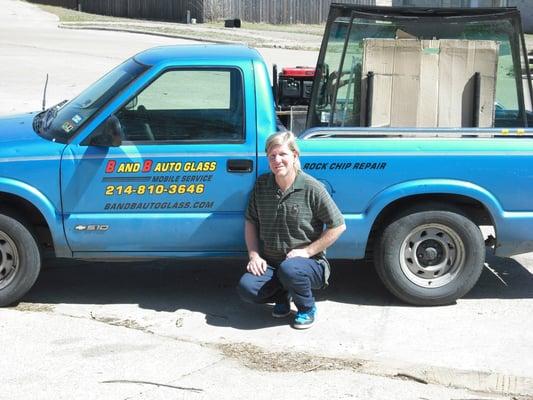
[237,257,324,311]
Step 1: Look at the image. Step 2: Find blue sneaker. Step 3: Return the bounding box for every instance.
[292,306,316,329]
[272,303,291,318]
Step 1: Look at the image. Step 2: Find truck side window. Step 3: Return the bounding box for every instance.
[116,68,244,143]
[310,15,533,130]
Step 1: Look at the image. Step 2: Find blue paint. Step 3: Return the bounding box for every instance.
[0,44,532,262]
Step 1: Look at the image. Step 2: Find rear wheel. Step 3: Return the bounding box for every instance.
[374,207,484,306]
[0,213,41,307]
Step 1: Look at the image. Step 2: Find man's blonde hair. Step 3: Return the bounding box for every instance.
[265,131,301,171]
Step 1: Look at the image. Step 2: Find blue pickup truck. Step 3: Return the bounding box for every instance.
[0,5,532,306]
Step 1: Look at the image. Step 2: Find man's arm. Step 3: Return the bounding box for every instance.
[245,220,268,276]
[287,223,346,259]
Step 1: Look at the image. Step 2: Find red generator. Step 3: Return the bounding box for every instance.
[275,66,316,108]
[274,66,316,133]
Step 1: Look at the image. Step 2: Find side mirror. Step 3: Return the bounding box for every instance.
[89,115,123,147]
[124,97,138,111]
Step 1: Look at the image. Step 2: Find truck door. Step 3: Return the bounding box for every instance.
[61,67,257,254]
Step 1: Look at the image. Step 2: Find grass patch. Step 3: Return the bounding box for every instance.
[216,342,363,373]
[35,2,325,36]
[32,3,322,49]
[205,21,325,36]
[11,303,55,313]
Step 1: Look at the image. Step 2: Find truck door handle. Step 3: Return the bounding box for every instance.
[227,159,253,173]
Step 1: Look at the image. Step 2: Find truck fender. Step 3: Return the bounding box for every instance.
[0,177,71,257]
[364,178,503,230]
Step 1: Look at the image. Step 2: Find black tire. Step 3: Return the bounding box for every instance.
[0,213,41,307]
[374,206,485,306]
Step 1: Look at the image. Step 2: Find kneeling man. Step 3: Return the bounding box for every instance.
[237,131,346,329]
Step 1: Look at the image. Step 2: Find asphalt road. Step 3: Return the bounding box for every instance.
[0,1,532,399]
[0,0,318,116]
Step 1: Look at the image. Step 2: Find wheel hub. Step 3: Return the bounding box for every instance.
[0,232,19,290]
[416,240,443,265]
[400,224,466,288]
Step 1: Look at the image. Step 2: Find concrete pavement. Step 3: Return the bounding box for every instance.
[5,308,517,400]
[4,256,532,398]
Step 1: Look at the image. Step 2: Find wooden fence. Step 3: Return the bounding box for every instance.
[28,0,205,22]
[29,0,78,10]
[27,0,530,28]
[27,0,377,24]
[81,0,203,22]
[203,0,376,24]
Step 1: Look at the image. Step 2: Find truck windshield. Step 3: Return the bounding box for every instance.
[308,7,533,130]
[33,58,148,143]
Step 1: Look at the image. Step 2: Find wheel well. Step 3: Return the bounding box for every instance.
[0,193,54,253]
[366,194,494,259]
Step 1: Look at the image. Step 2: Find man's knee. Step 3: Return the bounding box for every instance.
[277,257,305,285]
[236,273,261,304]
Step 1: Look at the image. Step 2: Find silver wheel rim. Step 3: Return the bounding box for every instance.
[399,223,465,288]
[0,231,19,290]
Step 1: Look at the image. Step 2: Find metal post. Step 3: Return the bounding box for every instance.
[272,64,278,106]
[286,107,291,132]
[365,71,374,128]
[472,72,480,128]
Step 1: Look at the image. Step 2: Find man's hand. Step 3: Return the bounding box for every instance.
[286,248,311,259]
[287,224,346,260]
[247,253,268,276]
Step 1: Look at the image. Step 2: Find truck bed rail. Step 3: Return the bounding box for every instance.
[300,127,533,140]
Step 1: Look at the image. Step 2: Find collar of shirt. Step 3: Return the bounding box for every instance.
[267,170,306,200]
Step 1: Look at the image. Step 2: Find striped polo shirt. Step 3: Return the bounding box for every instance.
[245,170,344,284]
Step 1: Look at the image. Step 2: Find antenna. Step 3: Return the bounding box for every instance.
[42,74,49,111]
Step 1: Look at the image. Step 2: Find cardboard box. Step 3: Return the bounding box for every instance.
[360,38,499,128]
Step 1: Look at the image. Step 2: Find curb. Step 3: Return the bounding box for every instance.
[57,23,320,51]
[359,359,533,397]
[58,23,236,45]
[215,340,533,397]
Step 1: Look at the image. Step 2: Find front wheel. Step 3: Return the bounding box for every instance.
[0,213,41,307]
[374,208,485,306]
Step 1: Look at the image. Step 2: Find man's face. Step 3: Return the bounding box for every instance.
[268,143,297,178]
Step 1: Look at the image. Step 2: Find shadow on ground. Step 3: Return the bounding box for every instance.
[17,251,532,330]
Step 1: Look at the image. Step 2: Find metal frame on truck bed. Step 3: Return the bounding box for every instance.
[307,4,533,137]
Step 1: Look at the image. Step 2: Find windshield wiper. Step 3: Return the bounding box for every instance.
[33,100,68,134]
